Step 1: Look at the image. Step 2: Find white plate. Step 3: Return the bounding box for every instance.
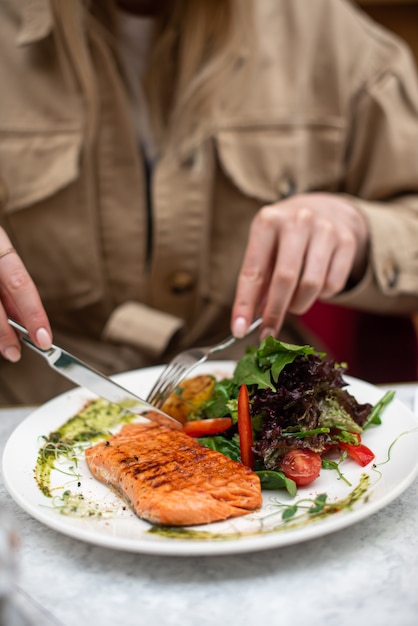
[3,362,418,556]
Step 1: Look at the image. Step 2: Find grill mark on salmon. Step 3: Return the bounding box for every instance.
[85,422,262,526]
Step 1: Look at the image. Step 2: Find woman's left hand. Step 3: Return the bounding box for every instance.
[231,192,369,340]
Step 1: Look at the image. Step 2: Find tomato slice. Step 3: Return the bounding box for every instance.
[280,449,322,487]
[339,442,375,467]
[182,417,232,438]
[237,384,255,469]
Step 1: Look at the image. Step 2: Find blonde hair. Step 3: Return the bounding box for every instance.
[144,0,254,147]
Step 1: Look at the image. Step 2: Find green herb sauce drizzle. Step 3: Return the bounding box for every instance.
[35,398,137,497]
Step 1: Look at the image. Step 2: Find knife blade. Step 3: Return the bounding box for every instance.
[8,318,181,429]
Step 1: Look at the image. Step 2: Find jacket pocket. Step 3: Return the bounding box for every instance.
[0,131,81,210]
[0,130,104,308]
[214,121,345,202]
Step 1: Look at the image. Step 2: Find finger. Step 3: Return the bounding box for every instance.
[260,209,312,338]
[232,208,279,337]
[0,247,52,358]
[0,300,22,362]
[321,231,356,298]
[288,219,337,314]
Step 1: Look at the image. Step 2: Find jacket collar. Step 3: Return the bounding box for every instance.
[17,0,53,46]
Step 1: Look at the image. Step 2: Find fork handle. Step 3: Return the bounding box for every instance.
[232,316,262,344]
[215,316,263,351]
[246,316,263,336]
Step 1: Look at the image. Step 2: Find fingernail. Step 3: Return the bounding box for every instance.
[232,316,247,339]
[260,327,275,342]
[4,346,21,363]
[36,327,52,350]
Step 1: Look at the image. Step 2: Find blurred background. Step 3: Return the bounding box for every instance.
[301,0,418,385]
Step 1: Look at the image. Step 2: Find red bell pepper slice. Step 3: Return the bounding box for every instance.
[237,384,254,469]
[182,417,232,438]
[339,440,375,467]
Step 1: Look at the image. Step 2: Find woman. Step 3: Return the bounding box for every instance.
[0,0,417,403]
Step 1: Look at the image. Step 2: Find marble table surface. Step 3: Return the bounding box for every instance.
[1,383,417,626]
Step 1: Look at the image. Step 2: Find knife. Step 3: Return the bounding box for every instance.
[8,318,181,429]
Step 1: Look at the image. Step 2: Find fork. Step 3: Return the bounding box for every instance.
[146,317,262,408]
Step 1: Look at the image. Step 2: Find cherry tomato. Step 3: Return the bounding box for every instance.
[182,417,232,438]
[280,449,322,487]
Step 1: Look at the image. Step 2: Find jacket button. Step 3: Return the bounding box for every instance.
[169,271,195,294]
[382,260,399,288]
[276,174,296,200]
[183,153,197,169]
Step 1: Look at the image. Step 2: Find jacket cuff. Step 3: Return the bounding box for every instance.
[102,302,185,358]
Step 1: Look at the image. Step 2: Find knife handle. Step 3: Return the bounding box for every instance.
[8,318,54,356]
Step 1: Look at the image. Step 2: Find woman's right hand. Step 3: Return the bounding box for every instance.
[0,228,52,362]
[231,192,369,340]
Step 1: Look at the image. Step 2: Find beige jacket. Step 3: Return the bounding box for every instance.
[1,0,418,402]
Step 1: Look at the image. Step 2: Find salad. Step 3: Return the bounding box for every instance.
[163,337,394,495]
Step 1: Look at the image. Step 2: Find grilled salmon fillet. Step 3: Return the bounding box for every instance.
[85,422,262,526]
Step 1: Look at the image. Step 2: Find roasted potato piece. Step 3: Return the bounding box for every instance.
[161,375,215,424]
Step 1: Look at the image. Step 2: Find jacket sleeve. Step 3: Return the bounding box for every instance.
[332,36,418,314]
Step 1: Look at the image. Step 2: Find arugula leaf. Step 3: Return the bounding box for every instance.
[233,337,323,390]
[257,336,320,383]
[233,351,274,390]
[255,470,297,496]
[197,436,241,462]
[198,378,238,419]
